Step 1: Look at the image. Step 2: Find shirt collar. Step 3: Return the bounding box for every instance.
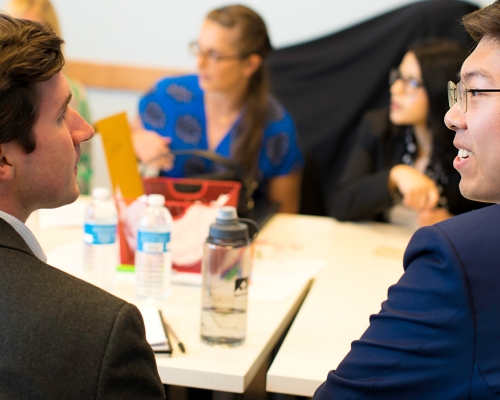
[0,210,47,262]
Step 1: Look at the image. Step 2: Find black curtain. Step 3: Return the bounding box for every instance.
[268,0,479,216]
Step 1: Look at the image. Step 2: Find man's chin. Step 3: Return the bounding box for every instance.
[65,187,81,206]
[46,186,80,210]
[459,182,497,204]
[459,182,476,202]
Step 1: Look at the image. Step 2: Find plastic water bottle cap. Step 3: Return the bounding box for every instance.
[209,206,248,241]
[148,194,166,207]
[92,187,111,200]
[217,206,238,221]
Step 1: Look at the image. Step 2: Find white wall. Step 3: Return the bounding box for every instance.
[0,0,433,68]
[0,0,492,188]
[0,0,492,121]
[1,0,492,69]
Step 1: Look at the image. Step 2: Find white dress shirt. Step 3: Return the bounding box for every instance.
[0,210,47,262]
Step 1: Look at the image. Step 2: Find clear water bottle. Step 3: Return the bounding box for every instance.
[135,194,173,302]
[83,187,118,291]
[200,206,258,346]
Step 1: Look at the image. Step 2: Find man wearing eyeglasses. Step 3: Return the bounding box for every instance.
[314,2,500,399]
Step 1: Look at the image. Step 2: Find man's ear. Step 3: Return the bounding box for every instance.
[242,54,262,78]
[0,143,16,182]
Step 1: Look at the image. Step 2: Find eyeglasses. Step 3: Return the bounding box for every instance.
[448,80,500,113]
[189,41,241,63]
[389,68,424,92]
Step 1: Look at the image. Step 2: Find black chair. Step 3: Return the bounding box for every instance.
[299,152,326,216]
[269,0,479,216]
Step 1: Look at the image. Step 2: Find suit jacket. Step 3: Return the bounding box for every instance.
[0,218,165,399]
[313,203,500,399]
[329,109,490,221]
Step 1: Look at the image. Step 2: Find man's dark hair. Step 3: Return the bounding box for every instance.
[463,0,500,43]
[0,12,64,153]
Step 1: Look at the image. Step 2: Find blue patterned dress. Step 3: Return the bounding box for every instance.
[139,75,304,198]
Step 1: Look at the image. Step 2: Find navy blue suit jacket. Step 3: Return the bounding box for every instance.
[314,204,500,399]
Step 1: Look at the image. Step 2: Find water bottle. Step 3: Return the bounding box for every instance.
[135,194,173,302]
[200,206,258,346]
[83,187,118,291]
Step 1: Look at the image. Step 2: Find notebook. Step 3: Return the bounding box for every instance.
[137,305,172,355]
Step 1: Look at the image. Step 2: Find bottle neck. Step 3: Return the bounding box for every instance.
[207,236,249,247]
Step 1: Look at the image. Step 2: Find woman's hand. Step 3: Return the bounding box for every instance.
[417,208,453,227]
[131,116,174,171]
[388,164,440,211]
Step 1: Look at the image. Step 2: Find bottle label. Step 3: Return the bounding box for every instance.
[84,223,117,245]
[137,231,170,253]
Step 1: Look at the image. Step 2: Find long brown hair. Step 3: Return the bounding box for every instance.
[207,5,273,176]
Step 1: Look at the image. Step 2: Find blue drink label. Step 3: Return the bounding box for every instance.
[137,231,170,253]
[84,223,117,245]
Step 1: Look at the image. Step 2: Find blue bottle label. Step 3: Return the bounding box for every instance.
[137,231,170,253]
[84,223,117,245]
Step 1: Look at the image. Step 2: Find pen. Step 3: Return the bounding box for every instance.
[153,310,172,355]
[158,310,186,353]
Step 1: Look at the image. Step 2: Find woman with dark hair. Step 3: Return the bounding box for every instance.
[329,38,490,227]
[132,5,303,213]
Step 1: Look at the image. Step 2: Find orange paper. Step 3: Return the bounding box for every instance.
[94,112,144,198]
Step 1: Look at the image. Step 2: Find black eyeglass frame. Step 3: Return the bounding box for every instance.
[448,80,500,113]
[188,41,243,63]
[389,68,424,90]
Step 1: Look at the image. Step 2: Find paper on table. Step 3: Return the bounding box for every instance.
[137,305,168,346]
[249,258,326,302]
[171,258,327,302]
[171,271,202,286]
[46,239,326,303]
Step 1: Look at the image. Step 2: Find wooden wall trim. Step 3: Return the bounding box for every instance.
[64,60,191,92]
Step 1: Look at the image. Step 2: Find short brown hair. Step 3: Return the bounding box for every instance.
[463,1,500,43]
[0,12,64,153]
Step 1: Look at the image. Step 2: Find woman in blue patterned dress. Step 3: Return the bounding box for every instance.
[132,5,304,213]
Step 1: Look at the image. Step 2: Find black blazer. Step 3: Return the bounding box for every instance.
[0,218,165,399]
[329,109,490,221]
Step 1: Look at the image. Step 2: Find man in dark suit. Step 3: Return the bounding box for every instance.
[0,13,165,399]
[313,2,500,399]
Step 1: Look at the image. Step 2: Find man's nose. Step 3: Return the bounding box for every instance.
[444,104,466,131]
[69,108,94,144]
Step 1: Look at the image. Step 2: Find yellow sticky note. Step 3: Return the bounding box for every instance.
[94,112,144,198]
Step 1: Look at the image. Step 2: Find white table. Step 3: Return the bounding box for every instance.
[29,200,416,396]
[147,214,336,392]
[30,202,339,394]
[266,221,415,397]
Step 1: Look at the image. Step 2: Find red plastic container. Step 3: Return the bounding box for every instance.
[118,177,241,273]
